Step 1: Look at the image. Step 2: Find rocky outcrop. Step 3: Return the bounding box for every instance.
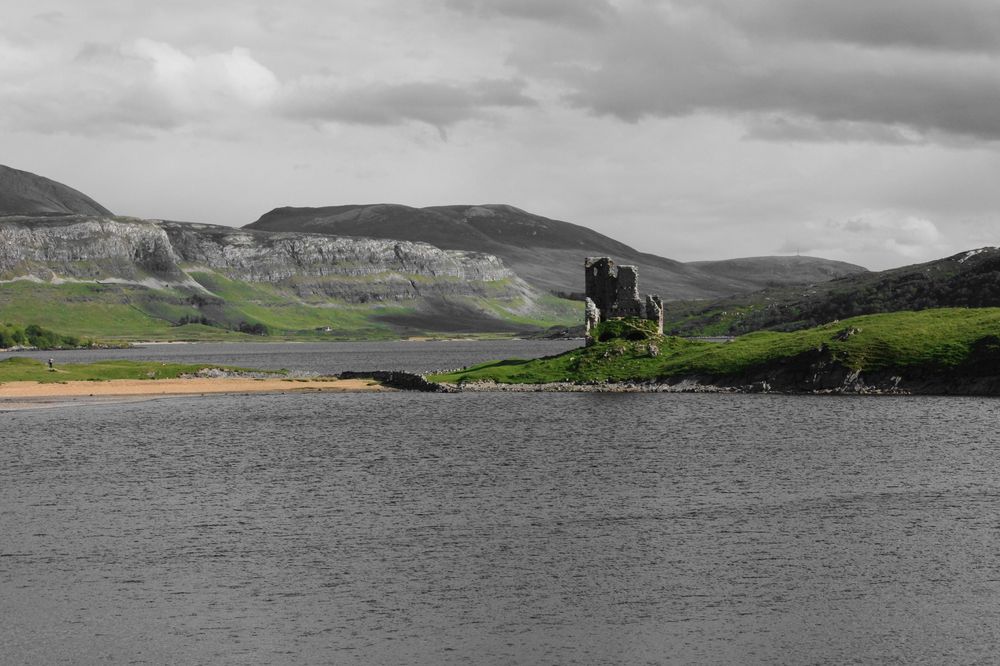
[157,221,520,302]
[0,215,526,303]
[338,370,447,392]
[0,215,185,283]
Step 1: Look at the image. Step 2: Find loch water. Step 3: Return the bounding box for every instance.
[2,342,1000,664]
[1,339,582,376]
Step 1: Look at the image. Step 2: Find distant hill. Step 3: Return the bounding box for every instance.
[689,255,867,292]
[666,247,1000,336]
[0,165,112,217]
[247,204,867,300]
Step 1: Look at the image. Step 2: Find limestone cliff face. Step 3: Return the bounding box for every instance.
[160,222,509,278]
[0,215,523,303]
[0,216,183,283]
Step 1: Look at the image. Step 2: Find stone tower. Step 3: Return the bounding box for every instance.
[584,257,663,344]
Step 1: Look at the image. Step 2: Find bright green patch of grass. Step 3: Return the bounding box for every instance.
[0,358,269,383]
[430,308,1000,384]
[0,281,176,338]
[0,272,579,342]
[228,301,404,337]
[479,293,582,329]
[190,270,439,338]
[187,271,290,305]
[0,279,402,340]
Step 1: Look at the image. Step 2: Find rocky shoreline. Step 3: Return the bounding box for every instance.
[357,341,1000,395]
[427,374,1000,395]
[415,334,1000,396]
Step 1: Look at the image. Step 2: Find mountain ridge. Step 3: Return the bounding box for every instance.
[247,203,868,299]
[0,164,112,217]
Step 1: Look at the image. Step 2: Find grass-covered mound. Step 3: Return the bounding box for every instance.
[0,358,267,383]
[429,308,1000,385]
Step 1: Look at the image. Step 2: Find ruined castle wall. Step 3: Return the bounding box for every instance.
[585,257,618,313]
[585,257,664,339]
[614,266,644,318]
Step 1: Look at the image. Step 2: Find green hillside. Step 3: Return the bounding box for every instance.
[0,275,581,342]
[665,248,1000,337]
[431,309,1000,385]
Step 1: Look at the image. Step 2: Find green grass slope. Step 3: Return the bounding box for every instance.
[430,309,1000,385]
[666,247,1000,337]
[0,274,581,341]
[0,358,263,383]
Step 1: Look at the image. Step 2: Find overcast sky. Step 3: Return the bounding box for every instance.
[2,0,999,270]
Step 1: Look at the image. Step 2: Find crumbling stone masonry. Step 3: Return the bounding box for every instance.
[584,257,663,344]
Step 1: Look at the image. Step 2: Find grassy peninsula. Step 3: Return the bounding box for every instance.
[429,308,1000,393]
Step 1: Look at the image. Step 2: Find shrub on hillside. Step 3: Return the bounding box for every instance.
[0,323,87,349]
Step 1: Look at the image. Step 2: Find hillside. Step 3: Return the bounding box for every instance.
[689,255,867,291]
[0,165,112,217]
[665,247,1000,336]
[0,214,579,340]
[246,204,866,299]
[429,309,1000,395]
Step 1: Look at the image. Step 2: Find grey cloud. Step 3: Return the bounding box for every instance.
[3,44,179,135]
[32,11,65,25]
[776,211,947,267]
[842,219,875,233]
[549,4,1000,143]
[442,0,615,28]
[718,0,1000,54]
[74,42,121,62]
[280,78,536,131]
[5,40,279,137]
[9,83,184,136]
[744,116,927,145]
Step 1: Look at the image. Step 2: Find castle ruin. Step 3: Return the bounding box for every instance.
[584,257,663,344]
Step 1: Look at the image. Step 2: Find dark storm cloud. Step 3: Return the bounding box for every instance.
[280,78,536,130]
[547,2,1000,142]
[443,0,615,28]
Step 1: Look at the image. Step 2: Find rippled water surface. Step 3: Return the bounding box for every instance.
[3,368,1000,663]
[1,339,581,375]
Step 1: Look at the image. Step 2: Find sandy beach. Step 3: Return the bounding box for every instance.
[0,377,389,410]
